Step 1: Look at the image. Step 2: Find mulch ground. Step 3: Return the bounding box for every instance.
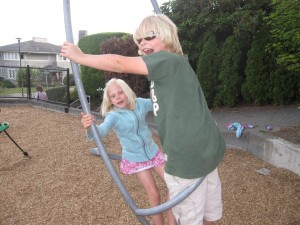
[0,106,299,225]
[267,126,300,145]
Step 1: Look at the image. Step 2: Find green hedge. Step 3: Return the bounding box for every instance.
[78,32,129,108]
[46,86,68,103]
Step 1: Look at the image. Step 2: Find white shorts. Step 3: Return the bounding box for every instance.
[164,168,223,225]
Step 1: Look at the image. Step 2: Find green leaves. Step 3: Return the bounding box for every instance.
[264,0,300,74]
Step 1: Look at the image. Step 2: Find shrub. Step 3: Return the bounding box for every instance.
[46,86,68,103]
[0,80,15,88]
[63,74,75,86]
[101,35,150,98]
[216,36,242,107]
[78,32,129,108]
[196,35,220,107]
[242,29,273,105]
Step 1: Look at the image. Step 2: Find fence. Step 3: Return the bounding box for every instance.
[0,65,73,110]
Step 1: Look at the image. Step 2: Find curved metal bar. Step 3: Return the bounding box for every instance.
[90,148,122,161]
[63,1,149,224]
[135,176,205,216]
[91,146,205,216]
[62,1,205,224]
[150,0,162,14]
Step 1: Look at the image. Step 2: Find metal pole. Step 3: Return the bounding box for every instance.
[27,65,31,99]
[16,37,24,97]
[62,1,150,224]
[150,0,162,14]
[66,68,70,112]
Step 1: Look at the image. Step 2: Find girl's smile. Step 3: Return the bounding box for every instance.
[108,83,129,109]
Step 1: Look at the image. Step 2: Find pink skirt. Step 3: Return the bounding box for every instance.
[120,150,166,175]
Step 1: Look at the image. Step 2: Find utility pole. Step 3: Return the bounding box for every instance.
[16,37,24,97]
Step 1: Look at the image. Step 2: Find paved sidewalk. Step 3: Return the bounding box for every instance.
[147,105,300,175]
[211,105,300,133]
[147,105,300,134]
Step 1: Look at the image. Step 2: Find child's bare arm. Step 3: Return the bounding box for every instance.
[60,42,148,75]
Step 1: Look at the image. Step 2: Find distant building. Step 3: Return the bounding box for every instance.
[79,30,88,40]
[0,37,72,84]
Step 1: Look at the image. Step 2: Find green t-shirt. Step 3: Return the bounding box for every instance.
[142,51,225,179]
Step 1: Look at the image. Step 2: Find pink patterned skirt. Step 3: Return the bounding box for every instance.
[120,150,166,175]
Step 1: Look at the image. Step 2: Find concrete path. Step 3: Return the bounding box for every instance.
[212,105,300,133]
[147,105,300,175]
[211,105,300,175]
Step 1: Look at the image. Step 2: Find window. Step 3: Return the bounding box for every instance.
[3,52,19,60]
[57,55,68,61]
[8,69,17,79]
[0,68,5,77]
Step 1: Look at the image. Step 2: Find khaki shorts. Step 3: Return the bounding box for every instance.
[164,168,222,225]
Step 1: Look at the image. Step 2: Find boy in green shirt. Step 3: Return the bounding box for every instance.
[61,14,225,225]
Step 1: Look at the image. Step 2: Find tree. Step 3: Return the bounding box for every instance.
[101,35,150,98]
[17,67,39,87]
[162,0,214,69]
[216,36,242,107]
[242,30,273,105]
[196,35,220,107]
[163,0,272,78]
[270,66,300,104]
[78,32,128,107]
[17,68,27,87]
[264,0,300,74]
[162,0,299,106]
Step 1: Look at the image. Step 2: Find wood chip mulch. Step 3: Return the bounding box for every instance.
[0,106,299,225]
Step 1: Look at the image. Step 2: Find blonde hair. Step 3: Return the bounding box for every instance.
[133,14,183,55]
[101,78,136,116]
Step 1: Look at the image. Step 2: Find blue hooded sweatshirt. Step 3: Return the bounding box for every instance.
[87,98,159,162]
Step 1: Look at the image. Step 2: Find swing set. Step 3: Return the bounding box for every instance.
[62,1,205,224]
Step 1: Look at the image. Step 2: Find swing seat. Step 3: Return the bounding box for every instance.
[0,122,9,132]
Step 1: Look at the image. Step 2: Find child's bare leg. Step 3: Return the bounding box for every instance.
[165,192,177,225]
[136,170,164,225]
[203,220,218,225]
[204,220,217,225]
[153,165,177,225]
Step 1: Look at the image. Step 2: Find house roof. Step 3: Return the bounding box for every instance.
[0,40,61,54]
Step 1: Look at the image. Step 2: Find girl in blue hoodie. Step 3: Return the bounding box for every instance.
[81,78,176,225]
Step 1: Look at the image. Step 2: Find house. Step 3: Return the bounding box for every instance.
[0,37,72,85]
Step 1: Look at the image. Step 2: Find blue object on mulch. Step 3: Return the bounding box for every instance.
[227,122,245,138]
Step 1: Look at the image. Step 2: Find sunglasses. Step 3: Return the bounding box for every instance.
[136,32,157,44]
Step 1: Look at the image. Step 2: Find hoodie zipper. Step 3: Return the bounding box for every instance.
[133,111,151,160]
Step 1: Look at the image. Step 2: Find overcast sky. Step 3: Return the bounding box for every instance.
[0,0,168,46]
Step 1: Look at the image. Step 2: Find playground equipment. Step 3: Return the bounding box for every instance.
[0,122,30,157]
[62,1,205,224]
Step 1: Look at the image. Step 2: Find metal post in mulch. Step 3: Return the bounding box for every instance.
[0,122,30,158]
